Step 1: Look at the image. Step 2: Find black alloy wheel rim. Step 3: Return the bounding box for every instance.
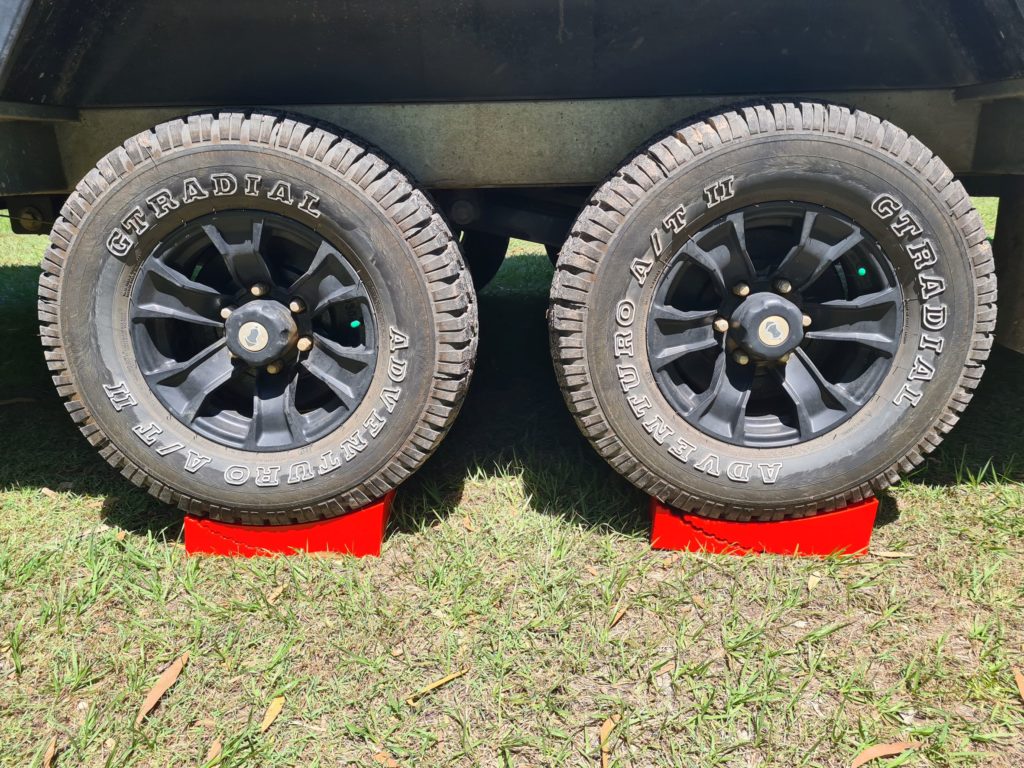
[646,202,903,448]
[130,210,377,451]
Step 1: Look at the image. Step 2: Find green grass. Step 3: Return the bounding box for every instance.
[1,209,1022,767]
[974,198,999,238]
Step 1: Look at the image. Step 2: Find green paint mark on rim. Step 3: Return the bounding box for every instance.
[857,267,868,277]
[350,320,362,329]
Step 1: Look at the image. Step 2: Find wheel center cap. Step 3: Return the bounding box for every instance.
[731,293,804,360]
[238,322,270,352]
[224,300,298,365]
[757,316,790,347]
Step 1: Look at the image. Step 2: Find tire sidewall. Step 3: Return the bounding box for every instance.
[61,144,437,513]
[586,134,973,510]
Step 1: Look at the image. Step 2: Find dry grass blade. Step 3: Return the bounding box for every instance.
[872,550,915,560]
[41,736,57,768]
[1013,667,1024,704]
[135,652,189,726]
[259,696,285,733]
[204,738,222,762]
[599,714,621,768]
[851,741,922,767]
[405,668,468,706]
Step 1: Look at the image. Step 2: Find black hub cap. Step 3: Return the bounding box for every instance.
[730,292,805,360]
[224,301,298,366]
[647,202,902,448]
[130,211,377,451]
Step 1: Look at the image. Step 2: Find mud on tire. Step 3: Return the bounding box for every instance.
[39,113,477,524]
[550,102,996,520]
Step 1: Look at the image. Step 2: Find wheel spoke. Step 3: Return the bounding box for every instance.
[289,241,365,315]
[774,348,859,439]
[301,347,359,408]
[684,212,756,295]
[132,260,225,328]
[315,334,376,370]
[248,370,303,449]
[775,211,864,290]
[146,339,236,423]
[651,326,719,371]
[689,353,754,442]
[804,288,900,356]
[301,335,375,409]
[650,305,718,327]
[202,220,274,288]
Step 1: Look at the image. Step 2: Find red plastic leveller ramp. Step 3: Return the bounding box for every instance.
[650,496,879,557]
[184,491,394,558]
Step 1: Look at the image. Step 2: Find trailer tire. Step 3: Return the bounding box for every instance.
[550,103,996,519]
[39,113,477,524]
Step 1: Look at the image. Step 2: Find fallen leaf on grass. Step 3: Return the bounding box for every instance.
[265,585,285,605]
[599,714,621,768]
[872,550,915,560]
[807,573,822,592]
[42,736,57,768]
[1013,667,1024,704]
[115,530,126,542]
[405,668,468,706]
[662,553,682,569]
[585,565,600,578]
[136,652,189,725]
[609,605,629,629]
[372,752,400,767]
[649,658,676,677]
[851,741,922,767]
[204,738,222,762]
[75,524,111,540]
[259,696,285,733]
[41,487,59,499]
[461,515,475,532]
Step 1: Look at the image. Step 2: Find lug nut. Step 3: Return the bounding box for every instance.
[296,337,313,353]
[733,351,751,365]
[732,282,751,297]
[802,314,813,328]
[775,279,793,294]
[219,307,233,320]
[713,317,729,334]
[250,283,269,298]
[289,298,306,314]
[266,362,283,375]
